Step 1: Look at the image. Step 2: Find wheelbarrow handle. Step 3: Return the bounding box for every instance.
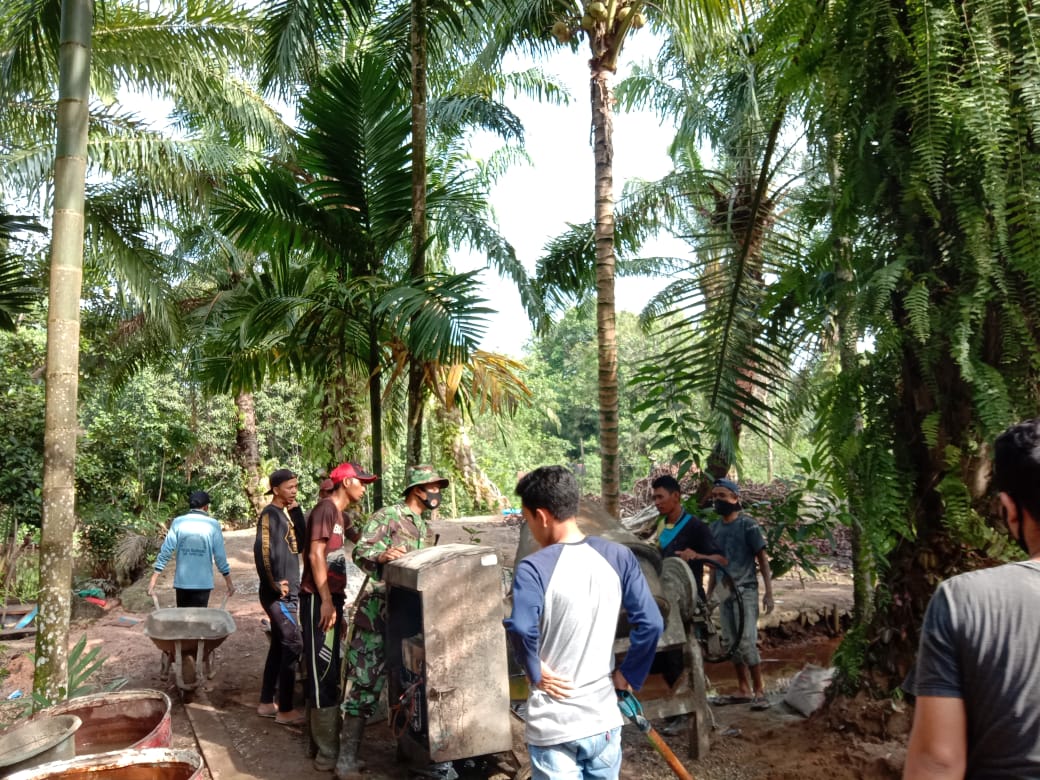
[152,594,160,611]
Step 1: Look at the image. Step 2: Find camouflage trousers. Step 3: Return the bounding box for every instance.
[341,589,386,719]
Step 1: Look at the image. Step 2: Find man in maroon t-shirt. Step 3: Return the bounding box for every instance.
[300,461,377,771]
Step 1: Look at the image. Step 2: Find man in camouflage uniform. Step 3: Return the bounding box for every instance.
[335,465,449,780]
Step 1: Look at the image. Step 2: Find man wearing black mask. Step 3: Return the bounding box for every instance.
[707,477,774,710]
[337,465,450,779]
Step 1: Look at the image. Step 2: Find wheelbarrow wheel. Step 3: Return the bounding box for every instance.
[206,650,219,680]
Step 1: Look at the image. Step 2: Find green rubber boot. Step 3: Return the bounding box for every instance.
[310,706,340,772]
[334,715,366,779]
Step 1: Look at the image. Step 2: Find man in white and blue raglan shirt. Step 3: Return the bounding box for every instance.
[505,466,664,780]
[149,490,235,608]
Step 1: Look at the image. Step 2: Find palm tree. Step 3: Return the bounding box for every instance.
[206,49,529,507]
[611,20,810,476]
[800,0,1040,688]
[32,0,92,706]
[0,0,286,701]
[259,0,534,469]
[1,0,288,325]
[489,0,729,516]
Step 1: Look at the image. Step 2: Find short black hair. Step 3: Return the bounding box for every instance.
[515,466,580,520]
[993,419,1040,524]
[188,490,211,509]
[651,475,681,494]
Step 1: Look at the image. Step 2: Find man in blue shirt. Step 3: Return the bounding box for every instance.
[505,466,663,780]
[149,490,235,608]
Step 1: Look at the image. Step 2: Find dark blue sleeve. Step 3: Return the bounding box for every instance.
[588,538,664,690]
[503,556,550,685]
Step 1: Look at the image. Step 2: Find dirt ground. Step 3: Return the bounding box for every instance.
[0,516,908,779]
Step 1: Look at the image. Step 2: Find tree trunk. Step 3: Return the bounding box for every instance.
[234,392,263,517]
[34,0,92,706]
[368,317,384,509]
[838,288,874,626]
[404,0,428,470]
[860,326,981,690]
[591,67,620,518]
[436,405,505,513]
[321,372,368,466]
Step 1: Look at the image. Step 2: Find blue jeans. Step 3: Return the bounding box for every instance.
[528,727,622,780]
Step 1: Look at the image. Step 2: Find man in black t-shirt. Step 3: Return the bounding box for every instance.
[651,475,727,600]
[650,475,728,706]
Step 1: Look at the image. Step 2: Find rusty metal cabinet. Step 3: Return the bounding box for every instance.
[385,543,512,765]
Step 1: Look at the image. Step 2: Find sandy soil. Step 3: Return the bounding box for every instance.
[0,517,907,779]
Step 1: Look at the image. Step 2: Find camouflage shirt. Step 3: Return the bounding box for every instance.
[352,502,428,586]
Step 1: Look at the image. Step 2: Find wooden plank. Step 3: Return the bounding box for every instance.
[184,701,263,780]
[0,625,37,640]
[1,602,37,616]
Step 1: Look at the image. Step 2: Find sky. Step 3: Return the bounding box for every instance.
[455,34,684,358]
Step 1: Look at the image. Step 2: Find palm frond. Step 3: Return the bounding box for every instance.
[260,0,375,91]
[429,93,524,142]
[373,271,491,366]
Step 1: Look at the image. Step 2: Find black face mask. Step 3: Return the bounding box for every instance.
[714,500,740,516]
[421,490,440,511]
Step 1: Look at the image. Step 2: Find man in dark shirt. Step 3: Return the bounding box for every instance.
[299,461,377,772]
[650,475,726,710]
[254,468,306,724]
[651,475,727,600]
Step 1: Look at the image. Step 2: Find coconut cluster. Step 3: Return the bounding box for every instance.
[550,0,646,43]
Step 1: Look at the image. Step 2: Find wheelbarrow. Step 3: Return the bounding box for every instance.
[143,596,236,696]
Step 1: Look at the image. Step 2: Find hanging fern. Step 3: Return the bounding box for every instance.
[904,282,931,344]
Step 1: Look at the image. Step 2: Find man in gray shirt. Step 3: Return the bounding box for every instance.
[708,478,774,710]
[904,418,1040,778]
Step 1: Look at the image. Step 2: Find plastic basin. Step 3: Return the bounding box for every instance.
[0,714,81,775]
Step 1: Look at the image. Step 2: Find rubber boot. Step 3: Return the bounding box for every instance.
[334,715,366,779]
[310,706,340,771]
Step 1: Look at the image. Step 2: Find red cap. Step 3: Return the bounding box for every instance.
[329,462,378,485]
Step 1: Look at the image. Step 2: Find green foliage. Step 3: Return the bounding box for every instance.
[468,308,677,500]
[0,305,325,571]
[1,540,39,603]
[468,376,572,504]
[0,323,46,536]
[831,623,868,695]
[0,213,43,330]
[753,466,842,580]
[27,634,126,711]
